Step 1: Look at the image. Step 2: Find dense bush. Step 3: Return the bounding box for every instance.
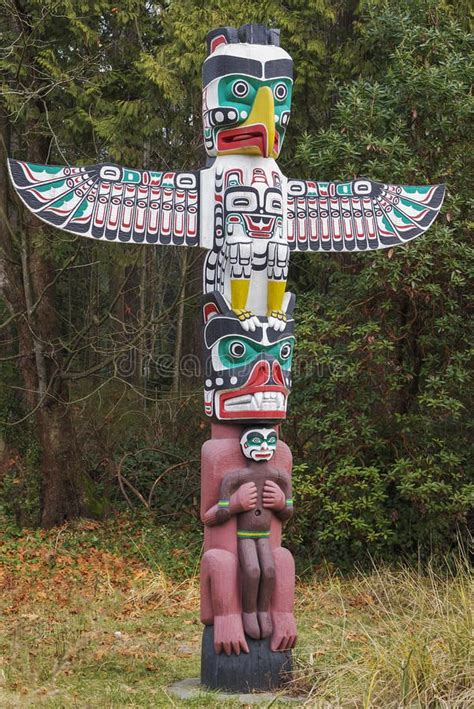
[285,0,473,563]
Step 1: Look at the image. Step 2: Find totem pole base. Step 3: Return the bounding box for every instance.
[201,625,292,693]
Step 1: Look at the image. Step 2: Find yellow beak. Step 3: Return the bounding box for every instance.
[217,86,276,158]
[242,86,275,158]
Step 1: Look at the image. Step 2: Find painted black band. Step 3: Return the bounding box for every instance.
[264,59,293,79]
[203,56,263,86]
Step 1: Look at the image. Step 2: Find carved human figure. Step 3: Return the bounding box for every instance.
[203,427,295,647]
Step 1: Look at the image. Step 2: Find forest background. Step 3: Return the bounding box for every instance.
[0,0,472,568]
[0,1,472,705]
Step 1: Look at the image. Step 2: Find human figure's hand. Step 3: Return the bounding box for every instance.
[230,482,258,513]
[262,480,285,510]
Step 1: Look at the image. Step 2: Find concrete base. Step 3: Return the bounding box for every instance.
[201,625,292,693]
[168,677,302,704]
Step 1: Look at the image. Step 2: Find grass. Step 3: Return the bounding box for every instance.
[292,561,472,707]
[0,512,472,707]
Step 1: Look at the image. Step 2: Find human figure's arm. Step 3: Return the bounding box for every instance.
[202,470,257,526]
[262,470,294,522]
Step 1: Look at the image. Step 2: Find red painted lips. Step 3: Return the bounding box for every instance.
[217,123,279,157]
[217,124,268,154]
[243,214,275,238]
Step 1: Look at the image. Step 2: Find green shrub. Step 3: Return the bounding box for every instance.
[284,0,473,564]
[0,440,41,527]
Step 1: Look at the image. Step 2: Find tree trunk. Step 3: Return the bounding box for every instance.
[171,249,188,395]
[36,392,90,527]
[0,105,92,528]
[29,243,91,526]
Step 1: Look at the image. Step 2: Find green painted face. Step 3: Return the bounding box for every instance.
[217,335,294,370]
[202,37,294,156]
[217,74,292,147]
[240,427,278,461]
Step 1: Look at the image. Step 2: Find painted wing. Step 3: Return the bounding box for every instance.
[8,160,200,246]
[286,178,445,252]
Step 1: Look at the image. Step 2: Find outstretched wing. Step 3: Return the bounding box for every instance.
[8,160,200,246]
[287,178,445,252]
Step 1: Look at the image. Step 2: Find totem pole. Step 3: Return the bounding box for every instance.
[8,23,444,693]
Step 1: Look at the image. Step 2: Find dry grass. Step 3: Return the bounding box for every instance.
[292,559,473,707]
[0,515,472,707]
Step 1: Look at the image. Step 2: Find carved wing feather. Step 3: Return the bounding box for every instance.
[287,179,445,252]
[8,160,200,247]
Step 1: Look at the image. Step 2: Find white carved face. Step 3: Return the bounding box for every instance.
[240,427,278,461]
[223,166,283,241]
[202,42,293,158]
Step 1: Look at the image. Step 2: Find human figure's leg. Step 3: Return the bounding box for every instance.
[200,548,249,655]
[238,538,261,639]
[270,546,297,651]
[256,537,276,638]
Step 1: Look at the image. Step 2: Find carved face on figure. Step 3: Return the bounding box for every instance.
[202,292,295,421]
[202,25,293,158]
[223,166,283,242]
[240,428,277,461]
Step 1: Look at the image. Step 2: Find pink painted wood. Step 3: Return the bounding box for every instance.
[200,423,297,654]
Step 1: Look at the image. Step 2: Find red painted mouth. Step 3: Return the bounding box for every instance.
[217,124,268,156]
[243,214,275,238]
[254,451,273,459]
[216,361,289,420]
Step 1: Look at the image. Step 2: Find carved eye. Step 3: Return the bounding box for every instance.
[229,341,246,358]
[274,83,288,101]
[280,343,292,360]
[226,190,258,213]
[232,80,249,98]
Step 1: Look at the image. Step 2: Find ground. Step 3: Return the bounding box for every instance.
[0,513,472,708]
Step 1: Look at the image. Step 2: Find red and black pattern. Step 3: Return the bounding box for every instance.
[286,178,445,252]
[8,160,200,247]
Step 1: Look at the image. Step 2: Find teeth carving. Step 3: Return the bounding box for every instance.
[228,395,252,405]
[223,391,287,413]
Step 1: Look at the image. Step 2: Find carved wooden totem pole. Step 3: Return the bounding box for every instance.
[8,23,444,693]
